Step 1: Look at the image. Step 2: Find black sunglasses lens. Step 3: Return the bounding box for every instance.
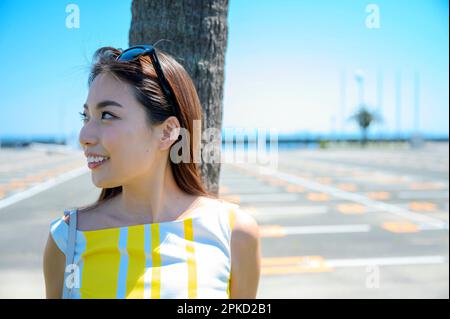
[117,48,146,61]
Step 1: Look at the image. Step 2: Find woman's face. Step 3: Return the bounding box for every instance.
[79,72,171,188]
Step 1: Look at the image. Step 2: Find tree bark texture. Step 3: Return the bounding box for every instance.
[129,0,229,195]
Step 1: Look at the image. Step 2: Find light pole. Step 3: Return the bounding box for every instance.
[376,69,383,138]
[411,71,423,148]
[354,69,365,107]
[395,71,402,139]
[340,70,347,138]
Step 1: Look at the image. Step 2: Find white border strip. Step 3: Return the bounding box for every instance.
[0,166,89,211]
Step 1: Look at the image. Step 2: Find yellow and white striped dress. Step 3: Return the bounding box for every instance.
[49,201,238,299]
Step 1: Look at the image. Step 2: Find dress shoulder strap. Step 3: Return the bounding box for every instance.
[216,199,239,238]
[228,205,237,232]
[62,209,78,299]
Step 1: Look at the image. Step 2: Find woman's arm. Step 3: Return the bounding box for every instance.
[43,232,65,299]
[229,208,261,299]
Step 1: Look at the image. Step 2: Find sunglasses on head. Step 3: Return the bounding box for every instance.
[116,45,178,111]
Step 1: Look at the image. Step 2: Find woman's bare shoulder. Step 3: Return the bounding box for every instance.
[228,203,260,298]
[203,197,257,231]
[65,198,115,229]
[206,197,239,208]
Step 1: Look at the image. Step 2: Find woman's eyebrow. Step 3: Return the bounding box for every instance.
[83,100,123,110]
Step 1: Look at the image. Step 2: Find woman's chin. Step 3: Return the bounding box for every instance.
[92,176,114,189]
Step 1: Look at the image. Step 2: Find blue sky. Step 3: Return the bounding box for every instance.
[0,0,448,141]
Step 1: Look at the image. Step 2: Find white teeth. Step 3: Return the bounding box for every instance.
[87,156,109,163]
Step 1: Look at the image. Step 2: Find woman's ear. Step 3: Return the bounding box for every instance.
[159,116,181,150]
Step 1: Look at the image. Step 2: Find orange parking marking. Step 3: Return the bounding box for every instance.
[382,221,419,233]
[268,179,289,186]
[261,256,332,275]
[409,201,437,212]
[6,180,28,190]
[261,265,333,275]
[337,183,357,191]
[337,203,367,214]
[307,192,330,201]
[409,182,445,190]
[366,191,391,200]
[0,164,85,196]
[23,175,45,183]
[285,185,305,193]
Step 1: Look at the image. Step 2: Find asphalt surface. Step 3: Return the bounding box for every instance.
[0,143,448,298]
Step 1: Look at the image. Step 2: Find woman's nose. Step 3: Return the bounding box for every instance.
[79,122,99,148]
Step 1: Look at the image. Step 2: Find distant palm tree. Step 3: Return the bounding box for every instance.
[129,0,229,195]
[348,104,382,146]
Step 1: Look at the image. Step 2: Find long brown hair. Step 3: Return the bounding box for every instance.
[77,45,216,213]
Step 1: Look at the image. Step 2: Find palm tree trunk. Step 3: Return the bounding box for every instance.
[129,0,229,195]
[361,128,368,147]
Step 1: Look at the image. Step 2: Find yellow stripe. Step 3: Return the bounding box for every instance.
[150,223,161,299]
[227,273,232,298]
[227,209,236,298]
[81,229,121,298]
[229,208,236,231]
[126,226,146,298]
[184,218,197,298]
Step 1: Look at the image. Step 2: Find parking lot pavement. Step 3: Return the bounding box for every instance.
[0,143,448,298]
[219,143,448,298]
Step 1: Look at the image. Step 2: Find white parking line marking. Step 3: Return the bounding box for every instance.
[283,224,371,235]
[260,224,371,237]
[249,205,329,217]
[325,255,447,268]
[261,255,448,275]
[243,165,449,230]
[0,166,89,211]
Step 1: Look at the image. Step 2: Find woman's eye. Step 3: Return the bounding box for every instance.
[79,111,88,122]
[78,111,116,122]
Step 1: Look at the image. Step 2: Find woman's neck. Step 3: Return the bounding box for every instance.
[116,161,200,223]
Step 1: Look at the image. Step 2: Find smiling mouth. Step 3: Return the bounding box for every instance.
[87,157,110,169]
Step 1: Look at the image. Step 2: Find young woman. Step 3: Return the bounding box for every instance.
[43,45,261,299]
